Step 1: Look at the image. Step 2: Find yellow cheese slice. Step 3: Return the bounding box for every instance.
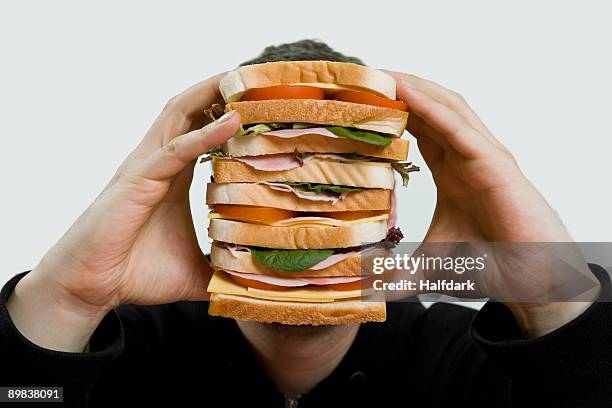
[207,270,370,303]
[208,213,388,227]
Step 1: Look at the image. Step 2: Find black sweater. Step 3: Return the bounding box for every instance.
[1,265,611,407]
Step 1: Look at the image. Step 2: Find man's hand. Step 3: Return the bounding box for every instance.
[387,71,600,338]
[7,75,241,351]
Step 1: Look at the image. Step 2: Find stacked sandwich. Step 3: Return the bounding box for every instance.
[204,60,416,325]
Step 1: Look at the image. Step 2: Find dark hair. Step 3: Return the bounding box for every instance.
[239,39,365,66]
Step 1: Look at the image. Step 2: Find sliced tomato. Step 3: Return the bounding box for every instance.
[230,274,366,292]
[331,90,408,111]
[241,85,325,101]
[213,205,297,224]
[327,279,364,291]
[214,205,388,224]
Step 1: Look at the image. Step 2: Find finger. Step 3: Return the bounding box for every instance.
[397,80,494,159]
[407,111,449,146]
[138,110,240,182]
[417,133,445,170]
[387,71,508,150]
[385,71,490,133]
[138,73,227,154]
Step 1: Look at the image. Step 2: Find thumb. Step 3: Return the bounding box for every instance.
[138,110,240,182]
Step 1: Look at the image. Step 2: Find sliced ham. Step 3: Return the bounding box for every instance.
[225,270,364,287]
[226,244,251,258]
[261,127,340,138]
[233,153,313,171]
[233,153,378,171]
[225,270,309,287]
[258,181,341,203]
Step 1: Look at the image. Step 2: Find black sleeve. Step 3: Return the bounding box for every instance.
[471,264,612,408]
[0,272,124,407]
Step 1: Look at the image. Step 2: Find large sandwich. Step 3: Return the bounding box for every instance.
[204,60,417,325]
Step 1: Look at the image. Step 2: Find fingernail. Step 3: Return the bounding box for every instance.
[215,110,235,124]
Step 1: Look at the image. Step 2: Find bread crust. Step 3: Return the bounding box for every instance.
[212,158,396,189]
[226,99,408,137]
[206,183,390,212]
[219,60,396,103]
[223,133,409,161]
[208,293,386,325]
[208,219,388,249]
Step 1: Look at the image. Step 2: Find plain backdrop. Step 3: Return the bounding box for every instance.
[0,1,610,291]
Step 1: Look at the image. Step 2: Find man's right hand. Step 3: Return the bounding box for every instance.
[6,74,241,352]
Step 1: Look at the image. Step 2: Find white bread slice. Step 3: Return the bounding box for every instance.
[206,183,391,212]
[220,60,396,103]
[208,292,386,325]
[223,133,409,161]
[210,242,390,278]
[208,219,388,249]
[226,99,408,137]
[212,158,396,189]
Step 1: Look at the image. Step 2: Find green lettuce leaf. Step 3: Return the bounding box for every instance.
[233,123,391,146]
[277,182,364,196]
[234,124,275,138]
[391,162,420,187]
[251,248,334,272]
[292,123,315,129]
[326,126,392,146]
[200,146,229,163]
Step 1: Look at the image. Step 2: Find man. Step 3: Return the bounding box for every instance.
[1,40,610,407]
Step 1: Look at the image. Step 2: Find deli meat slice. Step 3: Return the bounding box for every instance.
[259,181,340,203]
[225,270,364,287]
[233,153,378,171]
[261,127,340,138]
[226,270,308,287]
[233,153,309,171]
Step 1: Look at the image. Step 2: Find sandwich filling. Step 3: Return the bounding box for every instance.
[239,85,408,112]
[207,64,412,318]
[207,228,403,301]
[236,123,395,146]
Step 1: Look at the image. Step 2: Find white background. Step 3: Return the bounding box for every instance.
[0,0,610,288]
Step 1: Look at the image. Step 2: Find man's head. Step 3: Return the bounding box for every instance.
[235,39,363,357]
[239,39,365,66]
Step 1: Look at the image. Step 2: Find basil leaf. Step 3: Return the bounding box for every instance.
[326,126,392,146]
[251,248,334,272]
